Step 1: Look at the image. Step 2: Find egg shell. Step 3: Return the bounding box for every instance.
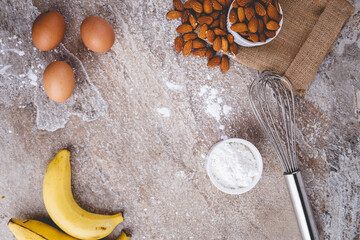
[80,16,115,53]
[43,61,75,102]
[32,11,66,51]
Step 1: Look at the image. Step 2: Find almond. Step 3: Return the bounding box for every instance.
[206,49,215,59]
[184,0,194,9]
[211,11,220,19]
[183,32,198,41]
[264,29,275,38]
[236,0,253,7]
[266,20,280,30]
[274,0,280,13]
[206,29,215,42]
[204,0,213,14]
[199,24,208,39]
[230,43,238,55]
[219,13,226,30]
[182,10,190,23]
[237,7,245,22]
[192,48,207,57]
[248,33,259,42]
[193,39,206,48]
[258,18,264,33]
[226,0,232,7]
[232,1,240,8]
[220,55,229,72]
[254,2,266,16]
[189,14,198,29]
[214,28,226,36]
[221,37,229,52]
[248,16,258,33]
[176,24,193,33]
[262,14,268,24]
[217,0,226,6]
[213,36,222,51]
[259,32,266,42]
[275,14,283,23]
[183,40,193,56]
[175,36,184,53]
[267,4,279,21]
[167,10,182,20]
[244,6,255,21]
[211,0,223,10]
[261,0,272,5]
[210,19,220,28]
[230,22,248,32]
[239,31,249,36]
[227,33,234,44]
[173,0,184,11]
[229,9,238,24]
[191,0,203,13]
[207,56,221,67]
[197,16,213,25]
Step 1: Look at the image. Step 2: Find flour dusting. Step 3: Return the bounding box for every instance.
[157,107,171,117]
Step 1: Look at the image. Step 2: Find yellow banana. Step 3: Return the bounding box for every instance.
[43,149,123,239]
[8,218,78,240]
[117,230,131,240]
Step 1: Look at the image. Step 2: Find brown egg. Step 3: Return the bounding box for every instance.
[80,16,115,52]
[43,61,75,102]
[32,11,66,51]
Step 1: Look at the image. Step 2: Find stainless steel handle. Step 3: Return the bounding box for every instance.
[284,171,320,240]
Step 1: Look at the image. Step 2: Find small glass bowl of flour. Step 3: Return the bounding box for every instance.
[206,138,263,194]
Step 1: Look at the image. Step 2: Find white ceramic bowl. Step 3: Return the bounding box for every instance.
[206,138,263,194]
[227,0,283,47]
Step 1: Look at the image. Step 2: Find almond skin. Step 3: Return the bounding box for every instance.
[199,24,208,39]
[182,10,190,23]
[274,0,280,12]
[214,28,226,36]
[184,0,194,9]
[219,13,226,30]
[207,56,221,67]
[264,29,276,38]
[204,0,213,14]
[236,0,253,7]
[206,49,215,59]
[211,0,223,10]
[173,0,184,11]
[183,32,198,41]
[255,2,266,16]
[263,14,269,24]
[248,33,259,42]
[258,18,264,33]
[217,0,226,6]
[189,14,198,29]
[229,9,238,24]
[259,32,266,42]
[191,0,203,13]
[244,6,255,21]
[175,36,184,53]
[183,40,193,56]
[210,19,220,28]
[267,4,279,21]
[197,16,213,25]
[221,37,229,52]
[211,11,220,19]
[226,0,232,7]
[230,22,248,32]
[239,31,249,36]
[237,7,245,22]
[176,24,193,33]
[227,33,234,44]
[248,16,258,33]
[213,36,222,51]
[233,1,240,8]
[230,43,238,55]
[220,55,229,72]
[192,48,207,57]
[193,39,206,48]
[206,29,215,42]
[167,10,182,19]
[266,20,280,30]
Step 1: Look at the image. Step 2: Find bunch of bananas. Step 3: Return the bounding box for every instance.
[8,150,131,240]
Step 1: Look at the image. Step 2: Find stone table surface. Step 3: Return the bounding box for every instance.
[0,0,359,239]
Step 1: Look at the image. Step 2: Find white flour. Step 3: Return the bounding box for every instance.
[209,141,259,189]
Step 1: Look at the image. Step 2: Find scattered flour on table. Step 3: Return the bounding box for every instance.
[166,81,183,91]
[209,141,259,189]
[157,107,171,117]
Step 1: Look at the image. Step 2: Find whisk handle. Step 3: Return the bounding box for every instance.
[284,171,320,240]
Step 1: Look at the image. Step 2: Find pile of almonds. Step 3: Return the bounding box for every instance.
[167,0,236,72]
[229,0,282,42]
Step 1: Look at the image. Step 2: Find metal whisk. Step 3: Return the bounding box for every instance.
[249,71,319,240]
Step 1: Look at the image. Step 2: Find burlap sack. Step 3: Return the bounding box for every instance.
[234,0,354,94]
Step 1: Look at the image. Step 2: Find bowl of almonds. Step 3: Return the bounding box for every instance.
[228,0,283,47]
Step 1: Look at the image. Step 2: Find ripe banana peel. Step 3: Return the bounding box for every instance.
[43,149,123,239]
[8,218,78,240]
